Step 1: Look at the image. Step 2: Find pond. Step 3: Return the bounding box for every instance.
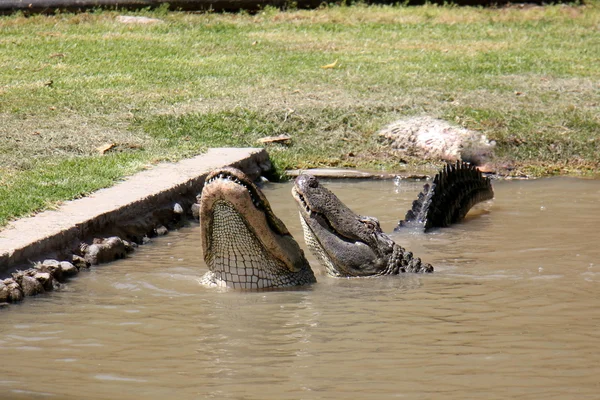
[1,177,599,399]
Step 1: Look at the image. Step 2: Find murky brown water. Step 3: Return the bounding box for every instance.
[1,177,599,400]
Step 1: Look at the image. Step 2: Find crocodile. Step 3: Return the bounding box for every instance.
[292,161,493,277]
[199,167,316,289]
[292,174,434,277]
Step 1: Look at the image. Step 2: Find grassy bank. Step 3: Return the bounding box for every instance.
[1,3,599,227]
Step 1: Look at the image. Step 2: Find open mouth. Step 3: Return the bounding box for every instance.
[293,189,312,216]
[200,168,316,288]
[293,187,350,243]
[205,170,262,209]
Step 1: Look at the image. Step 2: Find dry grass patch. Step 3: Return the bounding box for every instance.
[251,29,509,55]
[0,113,151,171]
[391,40,509,54]
[257,4,596,26]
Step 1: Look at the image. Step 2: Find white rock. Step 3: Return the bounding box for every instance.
[378,116,495,165]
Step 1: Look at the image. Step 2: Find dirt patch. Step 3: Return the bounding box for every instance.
[0,113,151,171]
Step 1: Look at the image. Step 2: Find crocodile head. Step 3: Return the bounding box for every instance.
[292,174,433,277]
[199,167,315,289]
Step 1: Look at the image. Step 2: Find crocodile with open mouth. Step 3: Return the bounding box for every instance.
[292,161,493,277]
[292,175,434,277]
[199,167,316,289]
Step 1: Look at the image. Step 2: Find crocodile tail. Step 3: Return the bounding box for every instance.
[395,161,494,232]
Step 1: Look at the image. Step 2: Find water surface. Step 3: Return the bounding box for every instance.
[1,177,599,399]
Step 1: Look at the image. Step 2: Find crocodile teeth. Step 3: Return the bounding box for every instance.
[206,171,264,209]
[297,193,311,214]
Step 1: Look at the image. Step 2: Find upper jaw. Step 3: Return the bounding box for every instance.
[291,186,311,217]
[204,168,264,211]
[292,178,381,275]
[292,185,340,239]
[292,176,377,244]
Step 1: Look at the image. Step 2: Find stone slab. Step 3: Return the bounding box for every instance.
[0,148,270,275]
[285,168,430,181]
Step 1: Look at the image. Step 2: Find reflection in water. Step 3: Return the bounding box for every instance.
[1,177,599,399]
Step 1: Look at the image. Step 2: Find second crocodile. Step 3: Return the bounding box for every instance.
[292,161,493,277]
[292,174,434,277]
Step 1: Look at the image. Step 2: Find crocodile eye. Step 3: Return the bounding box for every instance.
[359,216,381,232]
[307,176,319,188]
[360,219,375,229]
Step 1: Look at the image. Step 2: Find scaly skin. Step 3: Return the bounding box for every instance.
[199,167,315,289]
[396,161,494,232]
[292,174,433,277]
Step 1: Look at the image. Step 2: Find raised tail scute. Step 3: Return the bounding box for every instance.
[395,161,494,232]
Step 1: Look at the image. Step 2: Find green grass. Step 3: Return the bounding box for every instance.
[0,153,150,227]
[138,106,394,172]
[0,3,599,227]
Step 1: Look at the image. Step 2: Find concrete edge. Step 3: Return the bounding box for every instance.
[0,147,271,277]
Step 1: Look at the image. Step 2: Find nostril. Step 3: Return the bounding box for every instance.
[308,176,319,188]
